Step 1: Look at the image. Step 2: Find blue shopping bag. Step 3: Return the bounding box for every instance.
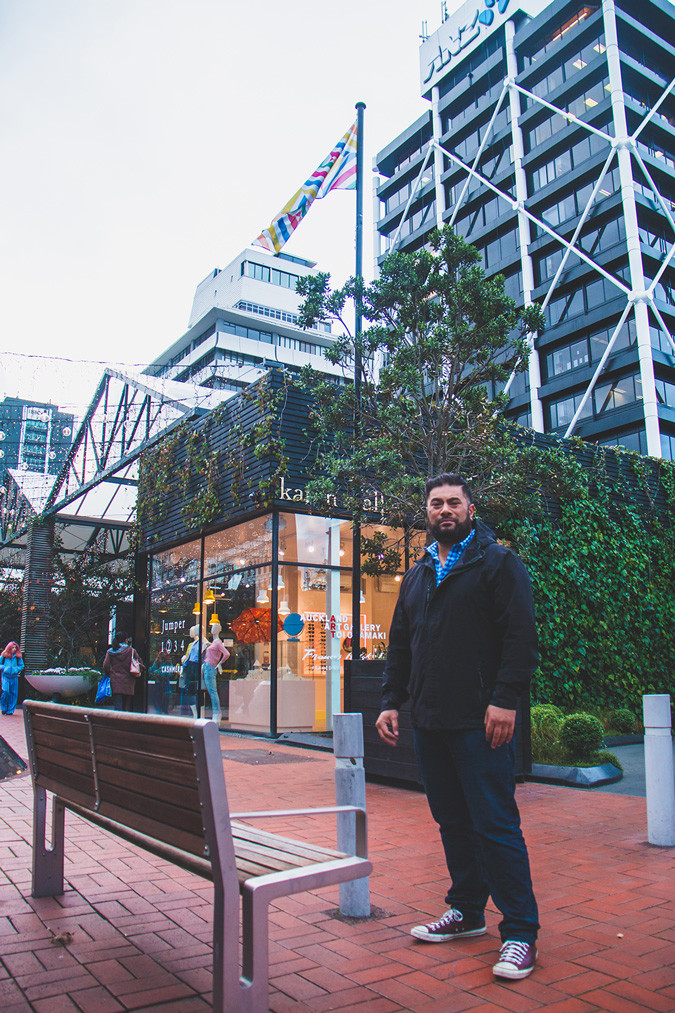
[95,675,111,703]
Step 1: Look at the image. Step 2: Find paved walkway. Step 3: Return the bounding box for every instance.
[0,710,674,1012]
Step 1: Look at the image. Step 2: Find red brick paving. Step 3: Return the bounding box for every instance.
[1,711,673,1011]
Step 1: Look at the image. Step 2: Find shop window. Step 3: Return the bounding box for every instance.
[278,513,353,566]
[151,540,201,591]
[204,517,271,577]
[148,514,408,735]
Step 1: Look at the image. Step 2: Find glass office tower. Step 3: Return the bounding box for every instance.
[374,0,675,457]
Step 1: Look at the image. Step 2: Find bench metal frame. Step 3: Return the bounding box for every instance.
[24,702,371,1013]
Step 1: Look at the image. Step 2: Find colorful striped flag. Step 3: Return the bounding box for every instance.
[253,120,357,254]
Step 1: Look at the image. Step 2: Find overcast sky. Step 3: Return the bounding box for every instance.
[0,0,555,420]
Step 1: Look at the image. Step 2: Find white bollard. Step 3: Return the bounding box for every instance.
[333,713,371,917]
[643,694,675,846]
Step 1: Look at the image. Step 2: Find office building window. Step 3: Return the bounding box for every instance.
[599,429,648,454]
[522,8,600,68]
[660,432,675,460]
[241,261,300,291]
[650,323,675,357]
[544,274,624,328]
[549,391,593,428]
[655,376,675,407]
[594,373,642,415]
[546,338,590,377]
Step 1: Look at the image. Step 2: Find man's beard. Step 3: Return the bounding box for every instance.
[428,514,473,546]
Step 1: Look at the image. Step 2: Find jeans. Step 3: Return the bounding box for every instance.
[413,727,539,945]
[180,660,198,716]
[112,693,134,712]
[1,676,18,715]
[201,663,221,722]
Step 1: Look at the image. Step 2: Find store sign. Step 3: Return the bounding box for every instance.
[301,611,387,643]
[419,0,517,95]
[160,618,187,634]
[279,476,384,514]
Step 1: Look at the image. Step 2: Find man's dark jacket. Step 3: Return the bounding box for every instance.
[381,520,538,730]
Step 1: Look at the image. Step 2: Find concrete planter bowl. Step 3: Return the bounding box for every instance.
[25,668,97,700]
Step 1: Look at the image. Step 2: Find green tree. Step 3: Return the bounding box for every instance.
[296,226,546,567]
[48,534,134,669]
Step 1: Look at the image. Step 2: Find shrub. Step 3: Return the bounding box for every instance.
[610,708,637,735]
[592,749,623,771]
[559,713,605,759]
[530,704,565,765]
[531,703,564,730]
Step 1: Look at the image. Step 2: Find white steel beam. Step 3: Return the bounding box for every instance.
[388,144,434,252]
[431,85,446,230]
[506,18,543,431]
[603,0,661,456]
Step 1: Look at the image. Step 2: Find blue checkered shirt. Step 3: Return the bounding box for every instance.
[426,528,476,585]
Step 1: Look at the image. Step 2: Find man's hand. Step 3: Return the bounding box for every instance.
[376,709,400,746]
[484,705,516,749]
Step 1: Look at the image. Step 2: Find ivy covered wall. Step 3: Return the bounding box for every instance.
[135,372,674,711]
[135,371,297,550]
[501,444,675,712]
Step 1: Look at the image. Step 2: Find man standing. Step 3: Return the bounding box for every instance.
[376,473,540,980]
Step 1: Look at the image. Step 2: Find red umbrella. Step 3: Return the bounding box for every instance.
[231,607,283,644]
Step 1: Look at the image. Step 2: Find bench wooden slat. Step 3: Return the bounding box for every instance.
[94,743,198,784]
[95,797,207,856]
[32,743,93,779]
[33,773,96,810]
[30,713,91,743]
[233,837,345,871]
[92,723,197,762]
[96,761,202,812]
[95,780,205,838]
[31,730,91,760]
[63,803,339,886]
[231,822,347,862]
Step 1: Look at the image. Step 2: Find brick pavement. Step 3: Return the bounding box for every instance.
[0,710,673,1012]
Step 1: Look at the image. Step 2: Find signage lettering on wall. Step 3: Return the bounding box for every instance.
[160,619,186,634]
[279,476,384,513]
[419,0,525,95]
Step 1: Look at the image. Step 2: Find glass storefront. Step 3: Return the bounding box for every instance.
[144,512,405,735]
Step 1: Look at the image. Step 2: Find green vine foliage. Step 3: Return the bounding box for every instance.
[133,376,290,547]
[504,453,675,713]
[134,413,225,546]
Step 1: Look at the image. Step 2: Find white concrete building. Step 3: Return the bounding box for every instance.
[146,248,346,391]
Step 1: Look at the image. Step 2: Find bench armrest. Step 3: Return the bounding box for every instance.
[231,805,368,857]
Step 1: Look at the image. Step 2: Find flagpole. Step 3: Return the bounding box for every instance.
[351,101,365,668]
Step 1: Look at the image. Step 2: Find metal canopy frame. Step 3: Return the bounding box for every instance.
[385,0,675,455]
[0,368,229,559]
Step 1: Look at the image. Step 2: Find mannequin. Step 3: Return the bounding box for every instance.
[202,621,230,724]
[180,625,200,717]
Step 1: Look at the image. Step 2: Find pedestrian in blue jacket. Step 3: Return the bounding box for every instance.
[0,641,24,715]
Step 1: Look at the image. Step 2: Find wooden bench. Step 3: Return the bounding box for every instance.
[23,701,372,1013]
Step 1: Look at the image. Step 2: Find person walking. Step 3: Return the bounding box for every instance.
[102,632,141,712]
[0,642,24,715]
[376,473,540,980]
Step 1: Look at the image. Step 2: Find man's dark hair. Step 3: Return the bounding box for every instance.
[424,473,474,504]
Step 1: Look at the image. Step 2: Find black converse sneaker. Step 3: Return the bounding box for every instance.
[492,940,537,979]
[410,908,486,942]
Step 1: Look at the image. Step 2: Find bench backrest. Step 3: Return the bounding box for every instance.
[23,702,239,877]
